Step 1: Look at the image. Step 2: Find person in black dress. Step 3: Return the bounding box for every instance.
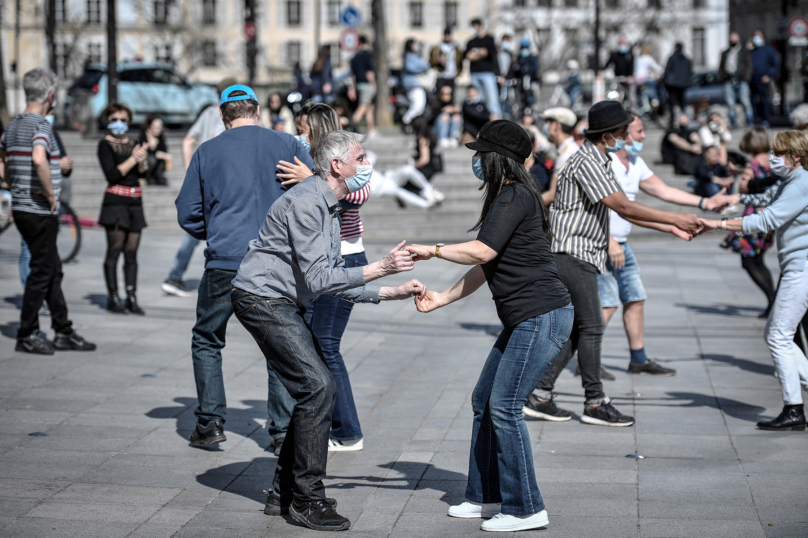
[138,114,171,185]
[97,103,148,314]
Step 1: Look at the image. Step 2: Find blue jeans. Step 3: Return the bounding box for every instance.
[169,234,200,281]
[751,79,772,126]
[466,305,574,516]
[192,269,295,441]
[19,238,31,288]
[471,71,502,116]
[724,81,754,128]
[432,112,462,142]
[597,242,647,308]
[303,252,366,441]
[232,287,336,504]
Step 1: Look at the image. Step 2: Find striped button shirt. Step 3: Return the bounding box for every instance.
[232,175,381,306]
[551,140,622,273]
[0,113,62,215]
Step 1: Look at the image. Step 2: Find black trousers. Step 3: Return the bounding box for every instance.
[750,79,772,125]
[15,212,72,338]
[666,85,686,125]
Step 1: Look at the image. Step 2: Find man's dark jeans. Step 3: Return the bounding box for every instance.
[192,269,294,441]
[536,254,606,403]
[15,212,71,338]
[232,287,335,504]
[303,252,366,441]
[751,79,772,125]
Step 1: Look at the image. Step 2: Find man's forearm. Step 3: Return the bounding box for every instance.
[617,199,678,226]
[624,216,673,233]
[35,160,55,199]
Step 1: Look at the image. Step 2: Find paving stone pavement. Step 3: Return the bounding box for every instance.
[1,211,807,536]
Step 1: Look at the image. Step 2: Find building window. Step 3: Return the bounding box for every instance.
[154,0,168,24]
[647,0,661,7]
[86,0,101,23]
[287,41,301,67]
[202,0,216,25]
[514,0,526,6]
[327,0,341,26]
[692,27,705,66]
[693,0,704,7]
[55,0,68,22]
[564,28,579,60]
[55,43,70,77]
[287,0,301,26]
[444,1,457,28]
[202,40,217,66]
[604,0,619,7]
[155,43,174,65]
[329,42,341,68]
[564,0,578,7]
[88,42,103,63]
[537,0,552,7]
[409,2,423,28]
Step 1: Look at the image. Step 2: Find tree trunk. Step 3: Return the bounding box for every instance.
[0,1,9,126]
[372,0,392,128]
[107,0,118,104]
[45,0,57,73]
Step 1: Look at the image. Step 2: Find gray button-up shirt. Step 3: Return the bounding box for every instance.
[232,175,381,306]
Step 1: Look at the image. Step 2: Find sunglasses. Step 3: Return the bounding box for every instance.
[109,117,130,123]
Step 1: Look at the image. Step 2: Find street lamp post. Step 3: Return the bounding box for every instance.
[107,0,118,103]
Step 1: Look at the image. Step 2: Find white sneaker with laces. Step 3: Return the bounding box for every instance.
[480,510,549,532]
[327,437,363,452]
[447,501,501,519]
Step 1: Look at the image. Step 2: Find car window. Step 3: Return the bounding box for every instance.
[151,69,185,85]
[119,69,151,83]
[69,69,104,91]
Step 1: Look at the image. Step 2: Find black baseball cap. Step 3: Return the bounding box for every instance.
[585,101,633,134]
[465,120,532,162]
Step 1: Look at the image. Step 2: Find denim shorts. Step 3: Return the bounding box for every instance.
[597,242,647,308]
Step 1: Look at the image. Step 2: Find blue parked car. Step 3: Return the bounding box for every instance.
[65,62,219,126]
[684,71,725,106]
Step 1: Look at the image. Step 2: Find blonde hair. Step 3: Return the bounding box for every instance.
[772,130,808,170]
[640,44,654,56]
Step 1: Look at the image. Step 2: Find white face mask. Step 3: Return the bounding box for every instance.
[769,154,791,177]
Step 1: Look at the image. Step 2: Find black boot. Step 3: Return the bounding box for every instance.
[104,264,126,313]
[125,291,145,315]
[106,294,126,313]
[757,404,806,431]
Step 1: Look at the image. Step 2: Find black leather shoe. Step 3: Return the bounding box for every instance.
[15,331,54,355]
[522,393,571,422]
[582,398,635,427]
[53,330,97,351]
[125,294,145,315]
[757,405,806,431]
[628,358,676,376]
[289,499,350,531]
[106,294,126,314]
[264,490,337,516]
[189,420,226,445]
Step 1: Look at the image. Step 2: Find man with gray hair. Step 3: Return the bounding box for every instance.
[0,68,94,354]
[790,103,808,131]
[231,130,424,531]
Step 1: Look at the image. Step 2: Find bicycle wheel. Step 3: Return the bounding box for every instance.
[58,202,82,263]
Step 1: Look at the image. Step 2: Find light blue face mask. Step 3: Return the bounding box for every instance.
[542,121,551,138]
[606,133,626,154]
[627,141,643,156]
[108,120,129,136]
[45,115,55,126]
[296,134,311,153]
[472,156,484,180]
[618,45,630,54]
[520,49,530,57]
[341,161,373,193]
[752,36,764,47]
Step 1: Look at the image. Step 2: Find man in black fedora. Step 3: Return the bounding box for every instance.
[522,101,701,427]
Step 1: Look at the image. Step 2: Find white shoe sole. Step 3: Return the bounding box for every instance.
[161,283,194,297]
[328,440,363,452]
[481,512,549,531]
[581,415,635,427]
[448,507,500,519]
[522,406,572,422]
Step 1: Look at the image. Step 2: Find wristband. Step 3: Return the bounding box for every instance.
[435,243,445,259]
[721,218,728,230]
[698,197,704,209]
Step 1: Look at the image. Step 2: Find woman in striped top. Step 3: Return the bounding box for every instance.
[277,102,370,451]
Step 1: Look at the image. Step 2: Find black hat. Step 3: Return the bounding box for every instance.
[585,101,633,134]
[465,120,532,162]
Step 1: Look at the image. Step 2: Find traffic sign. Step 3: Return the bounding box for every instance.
[339,29,360,53]
[789,17,808,38]
[341,6,361,28]
[244,22,256,40]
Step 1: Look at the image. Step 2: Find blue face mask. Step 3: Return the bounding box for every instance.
[45,115,55,126]
[520,49,530,57]
[542,121,551,138]
[627,141,643,156]
[502,42,511,51]
[296,134,311,153]
[108,120,129,136]
[472,156,484,180]
[606,133,626,154]
[618,45,630,54]
[341,161,373,193]
[752,36,764,47]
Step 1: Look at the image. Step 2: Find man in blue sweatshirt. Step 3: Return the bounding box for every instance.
[750,29,779,127]
[176,85,312,451]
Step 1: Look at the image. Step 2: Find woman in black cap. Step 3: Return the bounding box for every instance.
[406,120,573,532]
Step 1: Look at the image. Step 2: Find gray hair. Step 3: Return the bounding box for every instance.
[791,104,808,127]
[312,130,365,178]
[23,68,58,104]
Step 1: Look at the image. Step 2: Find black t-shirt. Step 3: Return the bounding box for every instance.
[351,50,374,84]
[477,183,570,328]
[465,35,499,75]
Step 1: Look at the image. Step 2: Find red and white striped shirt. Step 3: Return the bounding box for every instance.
[340,183,369,240]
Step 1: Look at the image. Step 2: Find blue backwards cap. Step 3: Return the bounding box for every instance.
[220,85,258,106]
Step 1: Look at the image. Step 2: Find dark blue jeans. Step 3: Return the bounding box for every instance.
[191,269,295,441]
[232,287,336,504]
[303,251,366,441]
[466,305,573,516]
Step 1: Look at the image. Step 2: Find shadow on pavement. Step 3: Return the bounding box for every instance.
[3,294,22,309]
[675,302,763,317]
[83,293,108,310]
[0,321,19,340]
[647,392,766,422]
[701,353,775,376]
[459,322,502,336]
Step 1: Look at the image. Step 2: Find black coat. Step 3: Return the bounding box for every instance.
[719,46,752,83]
[664,51,693,89]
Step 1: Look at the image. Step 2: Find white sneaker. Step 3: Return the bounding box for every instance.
[449,139,459,148]
[327,437,363,452]
[429,189,446,203]
[447,501,501,519]
[480,510,549,532]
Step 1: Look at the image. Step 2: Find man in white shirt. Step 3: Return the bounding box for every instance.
[601,112,730,375]
[540,107,580,206]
